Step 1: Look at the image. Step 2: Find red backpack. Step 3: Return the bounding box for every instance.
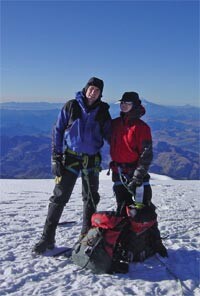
[72,207,158,274]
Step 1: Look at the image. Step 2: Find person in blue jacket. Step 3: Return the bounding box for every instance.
[33,77,111,254]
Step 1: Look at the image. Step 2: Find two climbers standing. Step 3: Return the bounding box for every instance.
[33,78,167,258]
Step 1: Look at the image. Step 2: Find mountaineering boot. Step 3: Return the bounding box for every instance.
[33,239,55,254]
[33,202,64,254]
[155,239,168,257]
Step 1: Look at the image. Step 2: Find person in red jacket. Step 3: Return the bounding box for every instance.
[110,91,168,257]
[110,91,153,214]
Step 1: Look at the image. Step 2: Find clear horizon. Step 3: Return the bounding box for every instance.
[0,98,199,108]
[1,1,199,107]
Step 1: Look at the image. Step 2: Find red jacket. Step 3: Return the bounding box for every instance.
[110,106,153,176]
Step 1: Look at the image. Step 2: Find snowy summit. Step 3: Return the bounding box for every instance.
[0,171,199,296]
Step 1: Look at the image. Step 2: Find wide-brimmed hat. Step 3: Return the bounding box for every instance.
[119,92,141,106]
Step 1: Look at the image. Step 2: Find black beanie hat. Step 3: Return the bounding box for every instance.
[84,77,104,94]
[119,92,141,106]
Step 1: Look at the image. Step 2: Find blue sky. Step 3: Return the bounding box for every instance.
[1,0,199,106]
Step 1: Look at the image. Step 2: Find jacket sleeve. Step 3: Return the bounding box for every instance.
[96,102,112,144]
[52,106,69,155]
[134,124,153,180]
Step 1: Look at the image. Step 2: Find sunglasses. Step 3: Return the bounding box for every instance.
[120,101,133,105]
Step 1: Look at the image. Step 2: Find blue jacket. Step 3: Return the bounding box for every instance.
[53,91,111,155]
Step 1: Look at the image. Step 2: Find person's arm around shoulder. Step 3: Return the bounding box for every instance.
[98,102,112,144]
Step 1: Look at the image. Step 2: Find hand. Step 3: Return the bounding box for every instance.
[128,176,143,192]
[51,154,65,177]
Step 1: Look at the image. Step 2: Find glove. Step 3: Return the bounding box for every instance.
[128,176,143,192]
[51,154,65,177]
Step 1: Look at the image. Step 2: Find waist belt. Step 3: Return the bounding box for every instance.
[107,160,137,175]
[65,148,83,157]
[65,148,101,173]
[110,161,137,169]
[65,148,97,158]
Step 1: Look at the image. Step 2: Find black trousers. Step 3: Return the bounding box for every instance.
[112,172,152,216]
[44,153,101,241]
[112,172,161,239]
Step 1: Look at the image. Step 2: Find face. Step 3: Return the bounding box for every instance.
[85,85,101,106]
[120,101,133,113]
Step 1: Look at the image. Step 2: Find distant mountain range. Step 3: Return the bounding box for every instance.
[0,100,199,179]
